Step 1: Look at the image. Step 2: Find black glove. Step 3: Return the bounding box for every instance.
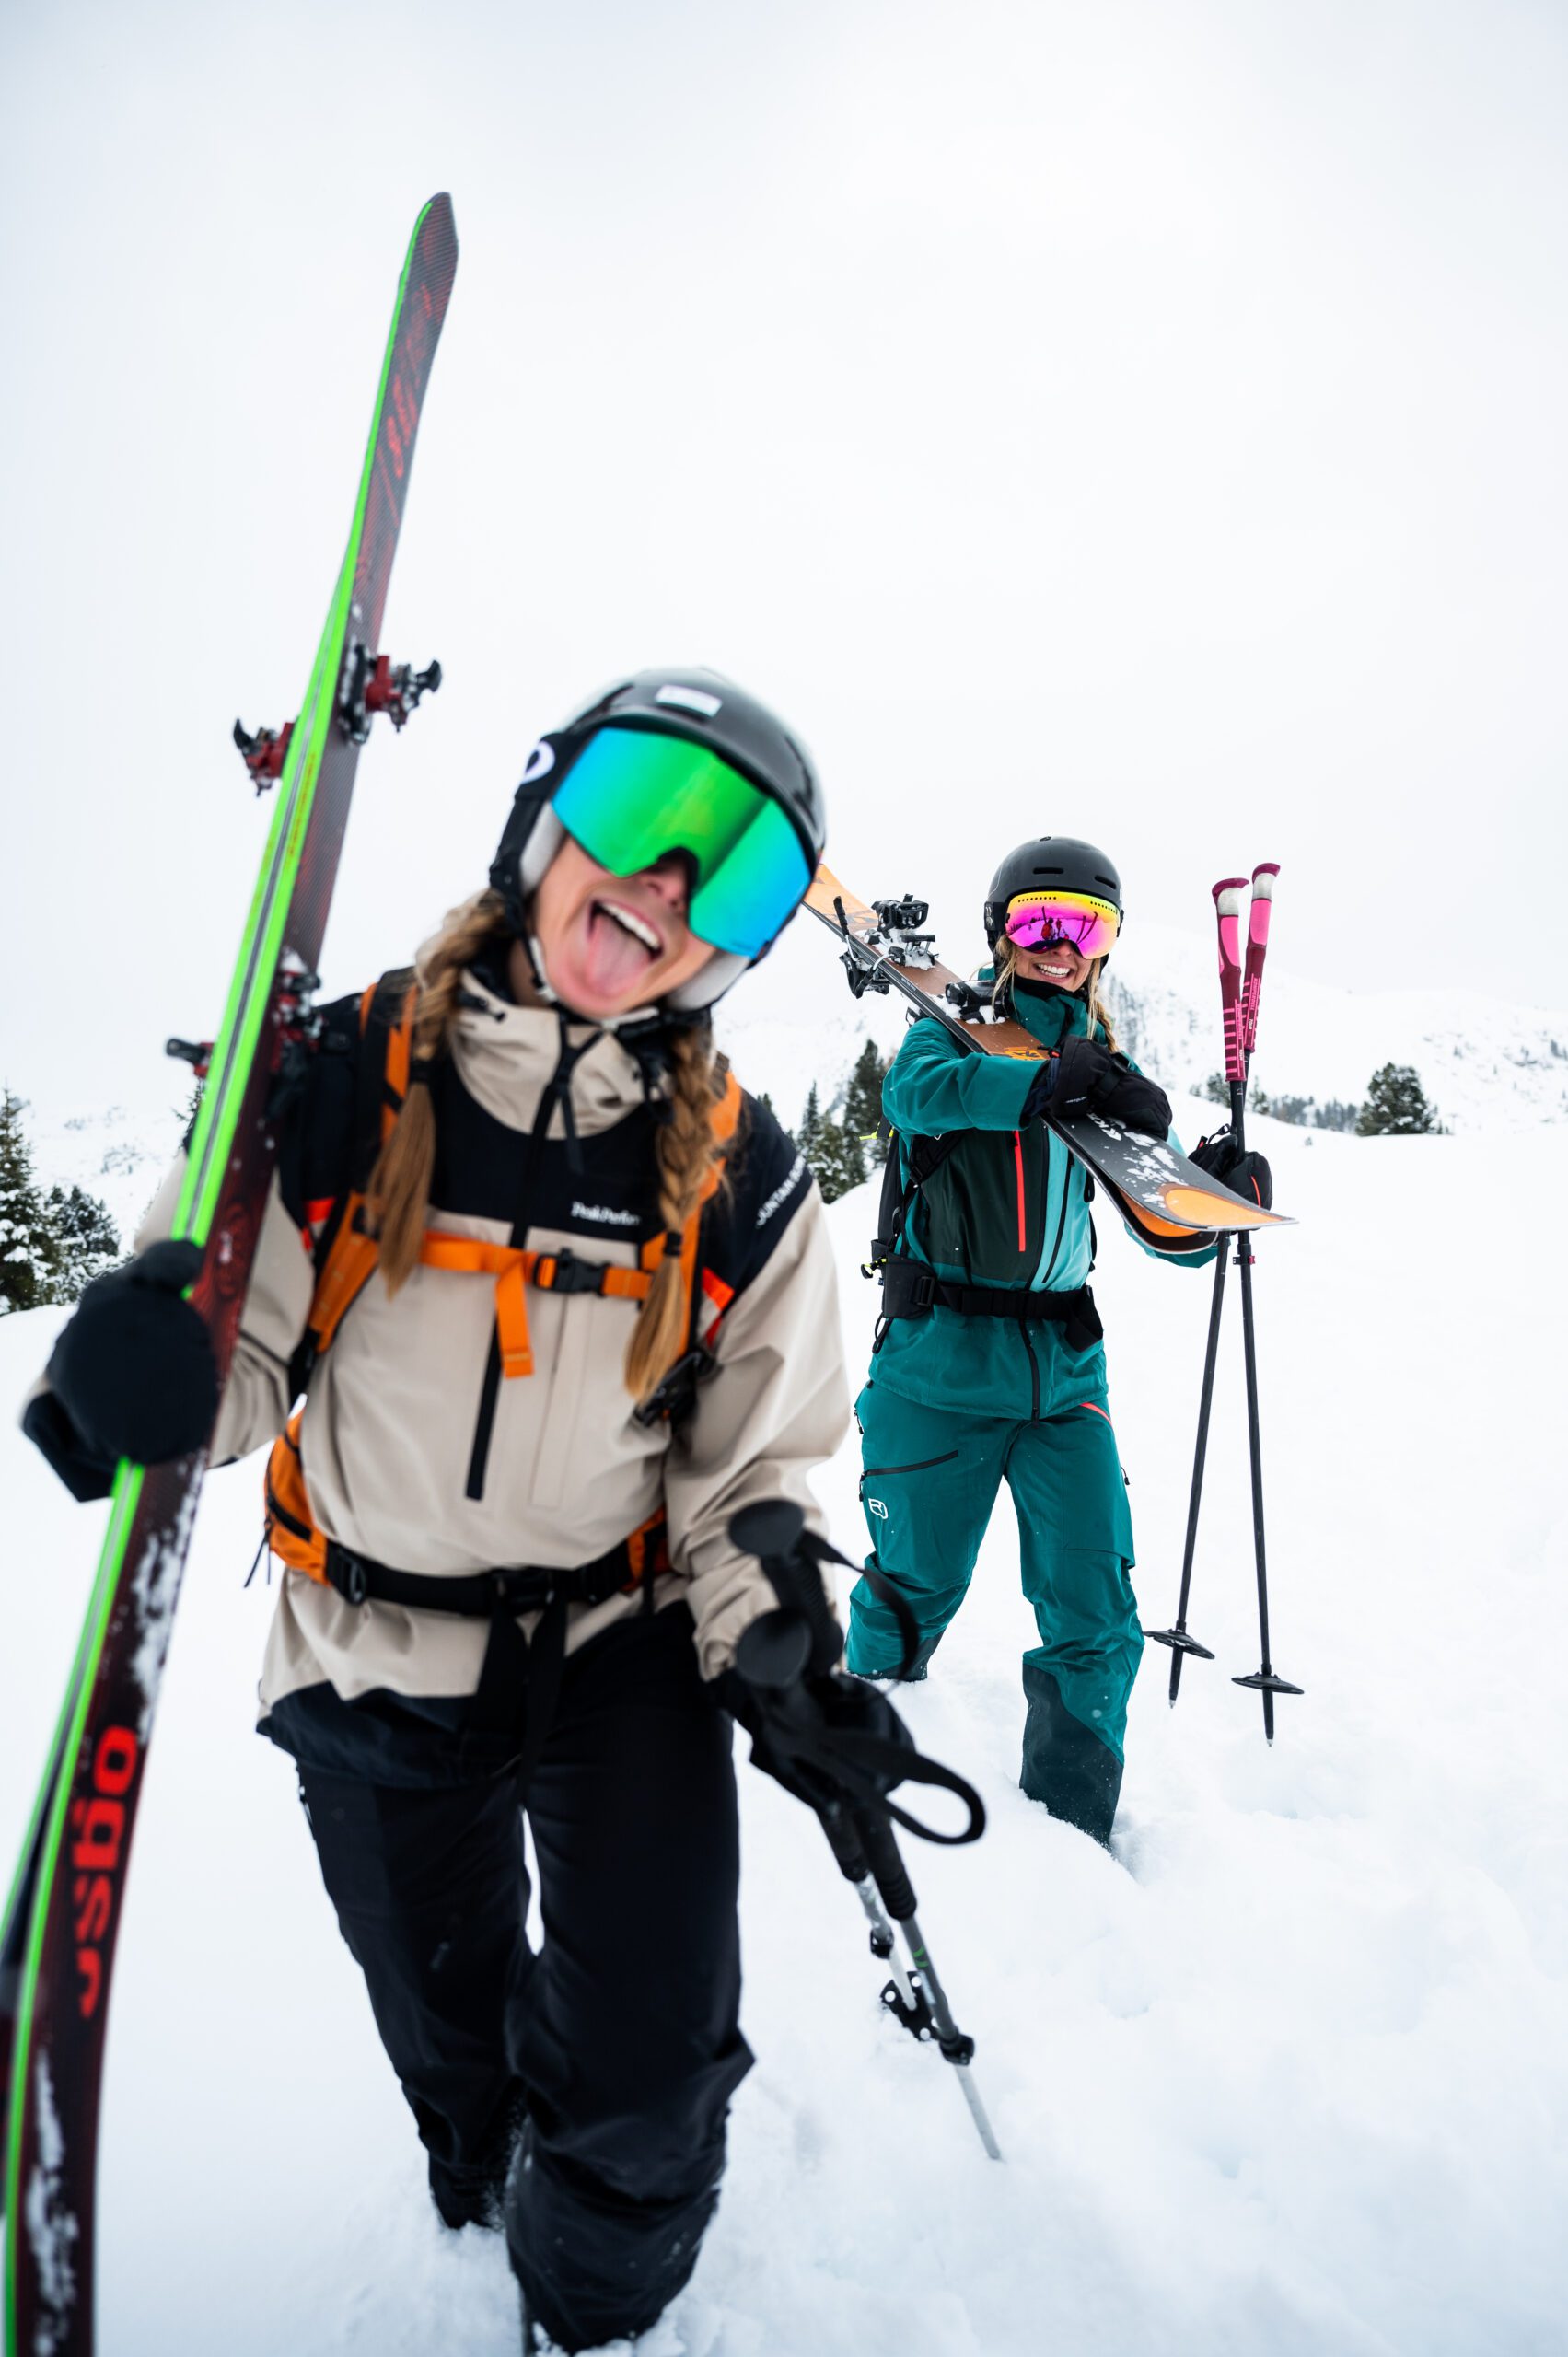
[719,1638,912,1813]
[44,1239,218,1470]
[1190,1131,1273,1209]
[1026,1037,1172,1138]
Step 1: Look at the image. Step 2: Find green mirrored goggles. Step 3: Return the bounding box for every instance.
[552,726,811,958]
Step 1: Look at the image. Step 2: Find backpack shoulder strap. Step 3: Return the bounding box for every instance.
[351,964,419,1185]
[870,1126,963,1271]
[291,969,418,1392]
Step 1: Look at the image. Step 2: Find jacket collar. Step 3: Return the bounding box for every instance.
[1010,981,1092,1051]
[448,965,655,1137]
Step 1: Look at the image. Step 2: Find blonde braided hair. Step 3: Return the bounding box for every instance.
[366,887,731,1407]
[624,1022,729,1409]
[993,935,1120,1052]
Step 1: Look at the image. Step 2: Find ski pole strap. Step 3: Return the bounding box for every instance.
[764,1708,986,1847]
[793,1527,926,1686]
[848,1550,925,1685]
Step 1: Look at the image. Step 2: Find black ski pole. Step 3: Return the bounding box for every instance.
[1144,1237,1227,1700]
[1225,863,1301,1740]
[848,1800,1002,2161]
[1144,872,1251,1698]
[729,1500,1000,2159]
[729,1596,920,2014]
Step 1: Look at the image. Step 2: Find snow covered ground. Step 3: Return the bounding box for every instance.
[4,1110,1566,2356]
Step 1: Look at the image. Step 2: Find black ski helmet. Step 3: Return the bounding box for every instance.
[490,667,827,1013]
[983,836,1123,955]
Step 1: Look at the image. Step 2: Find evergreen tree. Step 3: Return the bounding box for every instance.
[816,1115,867,1203]
[842,1039,892,1166]
[796,1083,867,1205]
[0,1090,60,1314]
[1356,1063,1439,1136]
[46,1182,121,1297]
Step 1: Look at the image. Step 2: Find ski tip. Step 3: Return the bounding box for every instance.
[1251,862,1280,891]
[415,192,459,264]
[1212,876,1249,899]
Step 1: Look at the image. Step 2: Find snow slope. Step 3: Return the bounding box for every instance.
[4,1109,1565,2353]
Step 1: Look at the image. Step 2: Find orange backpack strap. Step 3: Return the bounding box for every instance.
[262,1408,330,1583]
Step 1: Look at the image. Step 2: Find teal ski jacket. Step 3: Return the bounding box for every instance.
[871,983,1214,1419]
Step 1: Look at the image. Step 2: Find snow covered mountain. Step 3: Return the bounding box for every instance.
[1101,920,1568,1133]
[4,1111,1565,2354]
[715,911,1568,1137]
[6,911,1563,1272]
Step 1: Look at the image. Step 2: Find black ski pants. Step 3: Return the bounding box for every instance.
[297,1603,751,2353]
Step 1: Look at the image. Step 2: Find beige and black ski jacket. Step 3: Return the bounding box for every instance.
[26,961,848,1771]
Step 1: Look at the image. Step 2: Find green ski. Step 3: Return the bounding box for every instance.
[2,192,459,2357]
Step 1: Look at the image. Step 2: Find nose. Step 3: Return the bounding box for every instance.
[641,851,694,911]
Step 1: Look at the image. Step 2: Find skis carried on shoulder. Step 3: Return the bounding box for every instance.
[2,193,459,2357]
[804,866,1293,1248]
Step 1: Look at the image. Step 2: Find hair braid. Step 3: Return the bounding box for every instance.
[366,888,512,1291]
[624,1021,728,1409]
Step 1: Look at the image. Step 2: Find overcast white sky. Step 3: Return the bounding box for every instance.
[4,0,1566,1107]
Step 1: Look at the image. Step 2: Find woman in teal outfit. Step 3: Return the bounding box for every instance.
[844,836,1268,1844]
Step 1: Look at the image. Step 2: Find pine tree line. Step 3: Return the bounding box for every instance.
[1202,1063,1440,1134]
[0,1090,122,1315]
[789,1039,893,1204]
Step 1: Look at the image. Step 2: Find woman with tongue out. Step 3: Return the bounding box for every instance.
[843,836,1270,1847]
[25,670,911,2357]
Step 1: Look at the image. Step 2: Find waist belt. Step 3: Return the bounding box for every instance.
[323,1523,668,1797]
[323,1532,653,1617]
[879,1256,1101,1346]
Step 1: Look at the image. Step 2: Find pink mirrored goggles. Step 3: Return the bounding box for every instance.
[1004,889,1121,960]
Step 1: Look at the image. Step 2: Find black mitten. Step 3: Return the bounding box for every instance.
[1191,1131,1273,1209]
[1028,1037,1172,1138]
[45,1238,218,1469]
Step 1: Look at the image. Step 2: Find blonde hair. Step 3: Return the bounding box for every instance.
[993,935,1119,1052]
[366,888,730,1409]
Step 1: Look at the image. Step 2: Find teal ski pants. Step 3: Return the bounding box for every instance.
[844,1380,1143,1844]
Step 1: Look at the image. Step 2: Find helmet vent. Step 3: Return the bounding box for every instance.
[655,683,722,718]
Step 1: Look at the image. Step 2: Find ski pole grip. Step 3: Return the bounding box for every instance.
[853,1804,918,1925]
[729,1501,843,1675]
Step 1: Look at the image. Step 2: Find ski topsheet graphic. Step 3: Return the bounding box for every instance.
[2,194,458,2357]
[804,866,1293,1248]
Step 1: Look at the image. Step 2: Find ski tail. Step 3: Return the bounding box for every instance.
[1241,861,1280,1063]
[1212,877,1248,1087]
